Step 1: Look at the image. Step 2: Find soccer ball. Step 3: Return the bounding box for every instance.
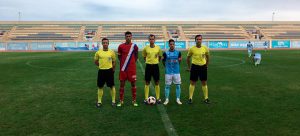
[147,96,156,105]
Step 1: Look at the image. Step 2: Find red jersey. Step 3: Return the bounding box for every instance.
[118,43,138,72]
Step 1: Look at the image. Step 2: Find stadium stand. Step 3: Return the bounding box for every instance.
[0,24,14,41]
[182,24,249,40]
[8,24,81,41]
[84,25,98,41]
[166,25,182,40]
[257,24,300,39]
[100,24,165,41]
[1,21,300,43]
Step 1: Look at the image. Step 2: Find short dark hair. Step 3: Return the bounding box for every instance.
[195,34,202,41]
[149,34,156,39]
[125,31,132,36]
[101,37,109,42]
[169,39,175,44]
[102,38,109,43]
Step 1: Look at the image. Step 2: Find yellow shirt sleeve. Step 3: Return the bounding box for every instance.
[187,47,193,57]
[94,51,99,61]
[111,50,116,61]
[142,46,147,57]
[204,46,209,55]
[159,47,162,56]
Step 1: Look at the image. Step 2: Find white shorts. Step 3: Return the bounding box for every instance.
[254,58,261,64]
[165,74,181,85]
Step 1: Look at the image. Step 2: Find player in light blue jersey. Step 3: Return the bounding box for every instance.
[253,52,262,66]
[263,41,268,52]
[247,41,253,57]
[162,39,182,105]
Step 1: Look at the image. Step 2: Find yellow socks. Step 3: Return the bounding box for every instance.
[110,87,116,103]
[144,85,149,100]
[189,84,195,99]
[202,85,208,99]
[188,84,208,100]
[97,88,103,103]
[155,85,160,100]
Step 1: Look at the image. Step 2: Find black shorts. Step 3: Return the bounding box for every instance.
[97,68,114,88]
[145,64,160,82]
[190,64,207,81]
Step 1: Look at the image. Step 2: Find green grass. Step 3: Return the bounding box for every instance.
[0,50,300,136]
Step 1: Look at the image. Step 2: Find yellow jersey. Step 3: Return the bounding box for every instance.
[142,45,162,64]
[187,45,209,66]
[94,49,116,69]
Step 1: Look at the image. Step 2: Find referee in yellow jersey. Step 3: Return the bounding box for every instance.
[94,38,116,107]
[142,34,163,104]
[186,35,210,104]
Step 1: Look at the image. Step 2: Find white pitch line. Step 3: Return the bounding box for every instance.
[137,59,178,136]
[26,61,77,71]
[212,55,246,68]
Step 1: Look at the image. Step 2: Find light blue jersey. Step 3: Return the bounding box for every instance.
[247,42,253,57]
[163,49,182,101]
[254,52,262,66]
[254,53,261,59]
[163,50,181,74]
[247,42,253,51]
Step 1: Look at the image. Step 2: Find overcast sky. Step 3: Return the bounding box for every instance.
[1,0,300,21]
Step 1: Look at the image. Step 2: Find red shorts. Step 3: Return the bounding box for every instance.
[119,70,137,82]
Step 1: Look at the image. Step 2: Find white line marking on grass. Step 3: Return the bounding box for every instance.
[26,61,77,71]
[4,54,66,60]
[137,59,178,136]
[212,56,246,68]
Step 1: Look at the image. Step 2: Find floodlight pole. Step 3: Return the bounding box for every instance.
[272,12,275,21]
[18,11,21,22]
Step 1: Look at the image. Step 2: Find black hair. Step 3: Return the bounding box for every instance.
[102,38,109,43]
[101,37,109,43]
[195,34,202,41]
[169,39,175,44]
[149,34,156,39]
[125,31,132,36]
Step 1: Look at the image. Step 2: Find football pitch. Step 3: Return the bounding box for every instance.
[0,50,300,136]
